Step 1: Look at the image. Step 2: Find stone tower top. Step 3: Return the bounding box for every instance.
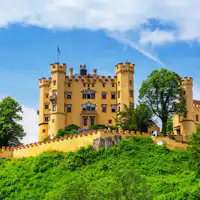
[115,62,134,74]
[50,63,66,74]
[182,77,193,86]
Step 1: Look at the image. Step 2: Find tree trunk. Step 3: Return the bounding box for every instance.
[162,118,167,136]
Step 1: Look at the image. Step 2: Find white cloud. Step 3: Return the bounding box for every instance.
[0,0,200,44]
[140,29,176,46]
[20,105,38,144]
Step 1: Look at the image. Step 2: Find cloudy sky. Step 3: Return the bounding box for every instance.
[1,0,200,144]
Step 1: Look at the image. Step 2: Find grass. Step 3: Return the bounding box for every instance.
[0,136,199,200]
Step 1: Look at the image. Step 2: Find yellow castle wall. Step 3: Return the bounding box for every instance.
[38,62,135,142]
[5,130,146,159]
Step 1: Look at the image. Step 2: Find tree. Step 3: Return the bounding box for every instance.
[187,125,200,174]
[0,96,26,147]
[139,69,186,136]
[116,103,155,132]
[167,116,173,133]
[133,103,155,133]
[116,104,136,131]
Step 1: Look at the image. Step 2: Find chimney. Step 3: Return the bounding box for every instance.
[92,69,97,75]
[69,68,73,77]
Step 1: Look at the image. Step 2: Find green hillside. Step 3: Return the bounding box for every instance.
[0,137,200,200]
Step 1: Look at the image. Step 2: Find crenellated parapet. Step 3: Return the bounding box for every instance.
[39,78,49,88]
[182,77,193,86]
[115,62,134,74]
[51,63,66,74]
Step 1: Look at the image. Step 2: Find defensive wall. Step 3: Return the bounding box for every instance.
[0,130,188,159]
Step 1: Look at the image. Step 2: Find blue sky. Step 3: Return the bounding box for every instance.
[1,0,200,143]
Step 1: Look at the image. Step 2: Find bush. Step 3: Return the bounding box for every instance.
[90,124,106,130]
[65,124,79,131]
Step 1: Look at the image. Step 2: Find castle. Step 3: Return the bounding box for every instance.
[173,77,199,141]
[38,62,136,142]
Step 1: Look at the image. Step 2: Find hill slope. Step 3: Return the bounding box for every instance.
[0,137,199,200]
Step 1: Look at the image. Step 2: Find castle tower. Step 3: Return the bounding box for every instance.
[180,77,195,141]
[38,78,49,141]
[115,62,134,111]
[48,63,66,138]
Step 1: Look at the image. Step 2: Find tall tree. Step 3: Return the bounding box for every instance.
[167,116,173,133]
[139,69,186,136]
[133,103,155,133]
[0,96,26,147]
[116,103,155,132]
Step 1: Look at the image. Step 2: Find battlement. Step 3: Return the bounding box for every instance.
[115,62,134,74]
[1,130,151,158]
[182,77,193,85]
[39,78,49,88]
[51,63,66,74]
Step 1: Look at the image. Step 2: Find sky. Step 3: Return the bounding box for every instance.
[1,0,200,144]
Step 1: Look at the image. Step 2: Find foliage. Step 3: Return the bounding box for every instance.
[1,137,200,199]
[90,124,106,130]
[0,96,26,147]
[167,116,173,133]
[188,125,200,174]
[116,104,136,131]
[0,136,200,199]
[65,124,79,132]
[139,69,186,136]
[116,103,155,132]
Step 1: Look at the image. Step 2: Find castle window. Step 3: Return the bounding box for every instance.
[103,84,105,87]
[52,104,56,111]
[84,118,87,126]
[64,91,67,99]
[91,117,95,125]
[108,120,112,124]
[112,83,115,87]
[67,92,72,99]
[83,84,86,87]
[91,92,95,99]
[45,103,49,109]
[111,92,116,99]
[68,84,71,87]
[88,84,90,87]
[130,90,133,97]
[111,105,116,113]
[118,91,120,98]
[43,129,45,133]
[102,104,107,112]
[67,104,72,112]
[92,83,95,87]
[129,80,132,85]
[82,91,95,99]
[45,94,49,98]
[91,104,96,111]
[118,81,120,86]
[52,119,55,123]
[130,103,133,109]
[53,80,56,85]
[44,114,48,122]
[102,92,107,99]
[82,104,87,111]
[196,115,199,121]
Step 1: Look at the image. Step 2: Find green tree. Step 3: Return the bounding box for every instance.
[116,104,136,131]
[187,125,200,174]
[139,69,186,136]
[167,116,173,133]
[134,103,155,133]
[0,96,26,147]
[116,103,155,132]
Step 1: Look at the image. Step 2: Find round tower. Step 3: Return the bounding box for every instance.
[48,63,66,137]
[38,78,49,142]
[115,62,134,111]
[180,77,195,141]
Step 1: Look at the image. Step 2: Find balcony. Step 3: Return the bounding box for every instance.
[81,110,97,116]
[49,94,57,101]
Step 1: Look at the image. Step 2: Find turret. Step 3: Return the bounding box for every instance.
[69,68,73,77]
[38,78,49,141]
[180,77,195,141]
[48,63,66,138]
[115,62,134,111]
